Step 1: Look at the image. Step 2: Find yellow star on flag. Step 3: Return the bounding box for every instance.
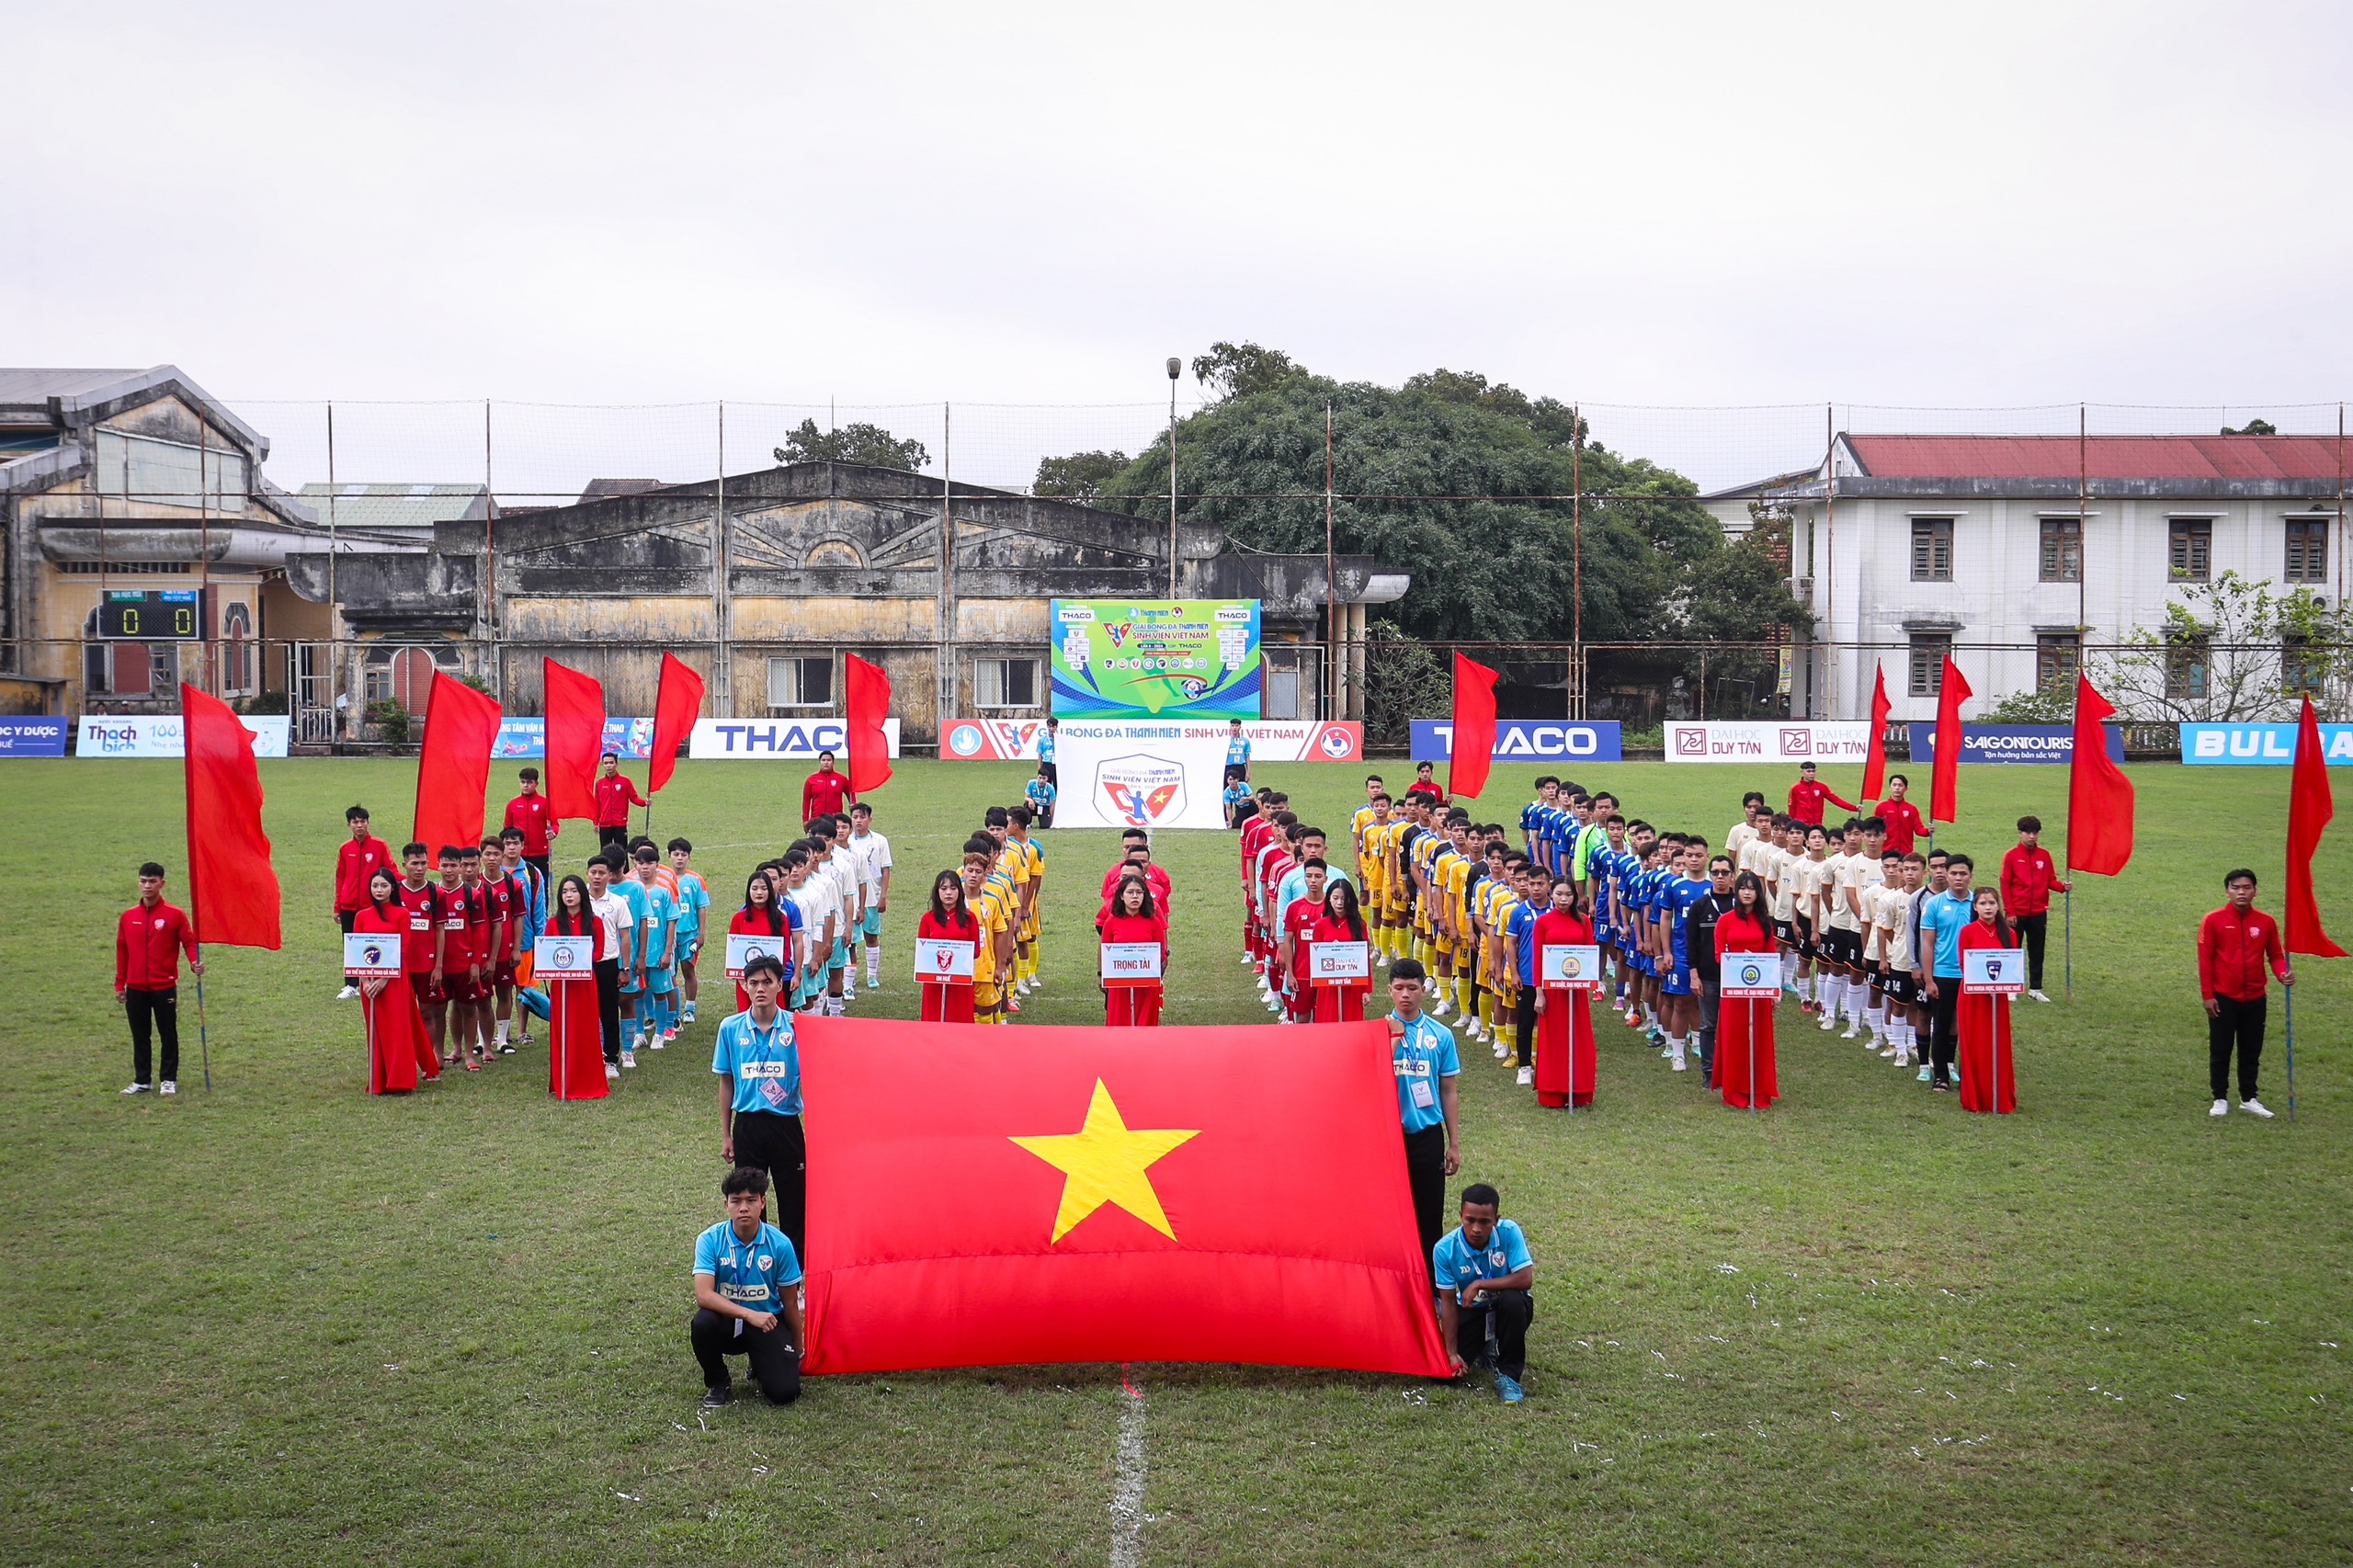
[1009,1079,1200,1244]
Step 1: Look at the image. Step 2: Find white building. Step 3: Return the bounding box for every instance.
[1704,434,2348,721]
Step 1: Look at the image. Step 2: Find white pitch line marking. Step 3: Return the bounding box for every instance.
[1111,1368,1146,1568]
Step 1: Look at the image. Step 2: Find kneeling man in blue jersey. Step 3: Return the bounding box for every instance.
[690,1165,806,1408]
[1434,1182,1537,1403]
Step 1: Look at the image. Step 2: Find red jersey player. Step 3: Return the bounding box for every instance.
[334,805,394,1000]
[503,767,559,879]
[1786,761,1858,826]
[1875,773,1927,856]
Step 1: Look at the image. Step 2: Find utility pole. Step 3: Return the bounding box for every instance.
[1166,358,1182,597]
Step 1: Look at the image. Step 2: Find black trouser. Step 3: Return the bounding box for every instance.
[526,853,551,884]
[337,910,358,936]
[731,1111,808,1263]
[1455,1289,1535,1381]
[2209,994,2267,1100]
[1514,987,1536,1068]
[1404,1123,1449,1267]
[1928,977,1962,1085]
[2015,912,2049,991]
[688,1307,801,1403]
[597,825,629,855]
[593,958,623,1063]
[1698,975,1721,1079]
[1040,762,1058,826]
[125,986,179,1085]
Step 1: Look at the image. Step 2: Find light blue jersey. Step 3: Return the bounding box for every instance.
[1389,1011,1460,1133]
[692,1220,802,1312]
[1433,1218,1534,1305]
[712,1007,802,1116]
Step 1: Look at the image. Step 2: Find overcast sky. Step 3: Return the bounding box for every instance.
[10,2,2351,491]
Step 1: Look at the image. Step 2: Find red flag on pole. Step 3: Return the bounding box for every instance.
[2064,673,2134,876]
[795,1017,1449,1377]
[542,658,605,824]
[650,652,705,794]
[1861,662,1892,802]
[411,670,502,856]
[2285,697,2346,958]
[179,683,281,949]
[1929,653,1972,824]
[844,653,893,794]
[1447,652,1500,801]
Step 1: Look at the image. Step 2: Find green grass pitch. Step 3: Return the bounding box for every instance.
[3,757,2348,1565]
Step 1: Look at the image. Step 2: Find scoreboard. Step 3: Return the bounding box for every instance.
[98,589,201,640]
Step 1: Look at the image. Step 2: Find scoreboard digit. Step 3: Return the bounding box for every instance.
[100,589,201,640]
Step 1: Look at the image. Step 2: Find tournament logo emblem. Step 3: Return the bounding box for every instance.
[1316,723,1354,759]
[948,723,984,758]
[361,943,387,968]
[1674,727,1708,756]
[1096,753,1188,827]
[936,947,956,971]
[1779,727,1812,757]
[548,942,582,971]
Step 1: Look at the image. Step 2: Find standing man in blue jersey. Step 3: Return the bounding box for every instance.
[1223,717,1252,790]
[1914,853,1978,1093]
[689,1165,805,1408]
[1385,958,1462,1265]
[713,954,807,1258]
[1435,1182,1536,1403]
[1521,777,1559,872]
[1036,715,1059,824]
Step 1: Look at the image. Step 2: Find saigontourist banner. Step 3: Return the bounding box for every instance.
[2183,722,2353,766]
[1050,599,1262,719]
[1666,722,1872,764]
[1051,720,1230,830]
[1409,720,1623,764]
[0,717,69,756]
[1906,722,2126,765]
[77,713,290,757]
[686,717,902,761]
[944,717,1362,763]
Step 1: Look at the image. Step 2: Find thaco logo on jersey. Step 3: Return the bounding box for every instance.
[1096,754,1188,827]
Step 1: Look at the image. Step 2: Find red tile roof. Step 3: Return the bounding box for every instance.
[1847,434,2350,483]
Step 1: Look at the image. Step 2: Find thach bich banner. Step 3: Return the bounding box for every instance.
[76,714,290,757]
[943,717,1361,763]
[1051,721,1230,830]
[1665,722,1872,764]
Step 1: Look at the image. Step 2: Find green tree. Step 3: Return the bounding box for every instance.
[773,419,930,472]
[1189,342,1307,401]
[1033,449,1129,500]
[2221,417,2279,436]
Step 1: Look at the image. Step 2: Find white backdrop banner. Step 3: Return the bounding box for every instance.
[1665,722,1872,765]
[76,714,290,758]
[687,718,900,760]
[1052,721,1231,830]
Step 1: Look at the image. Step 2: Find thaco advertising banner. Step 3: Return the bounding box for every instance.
[1665,722,1872,764]
[1051,720,1231,830]
[2181,722,2353,766]
[1050,599,1262,718]
[942,717,1360,762]
[77,714,290,757]
[1410,720,1623,764]
[0,717,70,756]
[687,718,901,761]
[1906,723,2125,766]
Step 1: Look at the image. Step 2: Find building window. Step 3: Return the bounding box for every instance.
[1908,633,1951,698]
[2286,517,2330,585]
[767,655,834,710]
[2285,635,2328,699]
[2036,633,2080,690]
[2169,518,2212,582]
[94,429,248,509]
[973,657,1039,709]
[220,602,254,695]
[1910,517,1953,582]
[363,645,456,711]
[57,560,193,575]
[2039,518,2082,583]
[2165,636,2210,702]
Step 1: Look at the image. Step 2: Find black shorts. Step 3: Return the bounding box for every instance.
[1792,915,1815,957]
[1822,928,1863,968]
[1774,918,1797,948]
[1881,970,1917,1006]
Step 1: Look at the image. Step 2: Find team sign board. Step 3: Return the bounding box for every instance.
[725,932,788,979]
[1411,721,1624,764]
[1721,951,1782,999]
[342,932,403,978]
[1666,722,1872,764]
[1309,941,1371,985]
[1539,944,1603,989]
[914,937,976,982]
[2182,722,2353,766]
[1051,599,1261,719]
[1100,942,1165,985]
[533,935,596,980]
[1907,723,2125,766]
[944,717,1362,763]
[1962,947,2026,995]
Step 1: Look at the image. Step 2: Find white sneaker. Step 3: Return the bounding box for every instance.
[336,984,359,1001]
[620,1050,637,1069]
[1670,1045,1688,1072]
[651,1034,667,1049]
[1431,998,1450,1017]
[1844,1025,1864,1041]
[2240,1098,2275,1119]
[121,1082,151,1095]
[1820,1012,1839,1031]
[1266,996,1284,1014]
[1516,1066,1534,1087]
[1493,1039,1510,1061]
[159,1080,176,1096]
[2028,989,2052,1004]
[2210,1098,2229,1118]
[1879,1045,1897,1058]
[605,1062,621,1079]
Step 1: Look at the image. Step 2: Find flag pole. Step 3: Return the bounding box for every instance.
[2285,980,2297,1122]
[2063,885,2074,1002]
[1747,994,1757,1115]
[195,968,214,1092]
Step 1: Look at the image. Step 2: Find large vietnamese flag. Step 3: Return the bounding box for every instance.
[179,684,281,949]
[796,1017,1449,1377]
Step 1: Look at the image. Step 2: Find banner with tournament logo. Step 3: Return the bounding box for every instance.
[1050,599,1261,719]
[1051,721,1230,830]
[941,717,1360,762]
